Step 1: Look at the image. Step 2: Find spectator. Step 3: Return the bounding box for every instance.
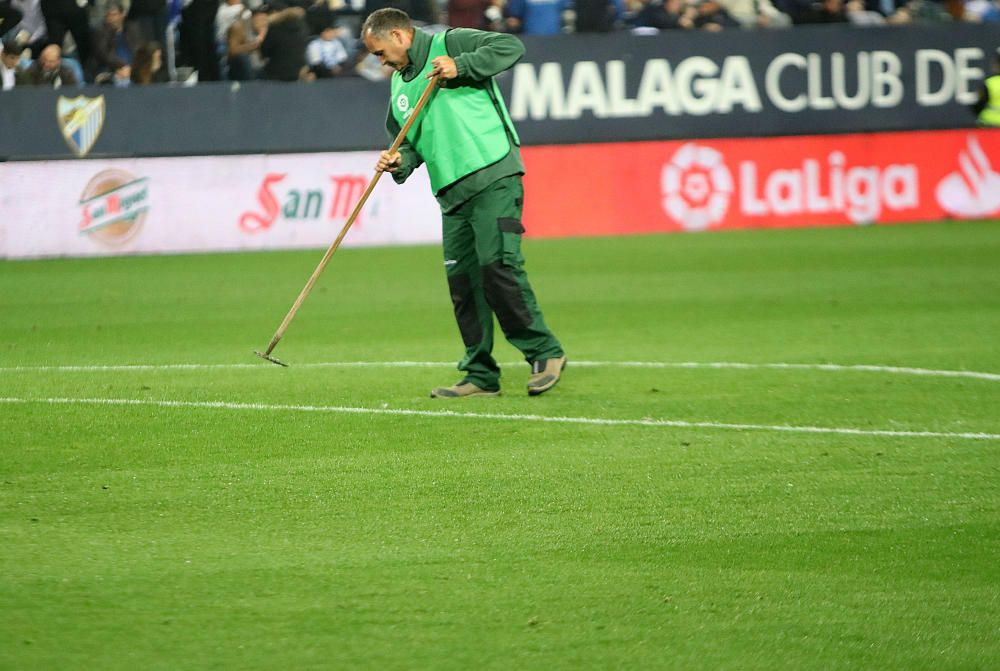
[362,0,438,26]
[633,0,695,29]
[845,0,885,24]
[972,49,1000,127]
[504,0,570,34]
[1,2,23,38]
[10,0,48,58]
[482,0,504,29]
[0,39,26,89]
[864,0,905,15]
[226,5,266,80]
[179,0,220,80]
[39,0,91,71]
[130,39,167,83]
[126,0,167,45]
[21,42,77,86]
[771,0,811,20]
[796,0,849,22]
[691,0,739,29]
[716,0,791,26]
[965,0,1000,21]
[93,3,141,78]
[260,4,310,81]
[575,0,626,31]
[216,0,247,47]
[447,0,490,27]
[886,0,953,25]
[306,23,349,77]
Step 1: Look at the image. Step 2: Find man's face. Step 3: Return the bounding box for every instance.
[1,50,20,69]
[363,28,412,72]
[106,8,123,29]
[40,46,60,72]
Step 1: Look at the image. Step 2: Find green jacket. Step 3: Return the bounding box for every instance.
[384,28,526,214]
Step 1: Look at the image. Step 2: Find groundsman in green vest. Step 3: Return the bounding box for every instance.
[362,8,566,399]
[973,50,1000,127]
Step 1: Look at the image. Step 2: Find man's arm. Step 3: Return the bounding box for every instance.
[379,105,423,184]
[443,28,525,81]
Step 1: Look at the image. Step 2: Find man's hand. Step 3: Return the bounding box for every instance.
[427,56,457,81]
[377,150,402,173]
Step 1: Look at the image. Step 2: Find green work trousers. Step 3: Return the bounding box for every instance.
[441,175,563,390]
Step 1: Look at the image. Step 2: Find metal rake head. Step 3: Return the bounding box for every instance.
[254,350,289,367]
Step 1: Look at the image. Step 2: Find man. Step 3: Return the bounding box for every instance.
[259,4,309,82]
[224,5,266,81]
[21,42,76,86]
[973,50,1000,128]
[305,23,348,78]
[93,4,141,80]
[0,2,24,40]
[362,8,566,398]
[502,0,568,34]
[0,39,25,89]
[38,0,91,72]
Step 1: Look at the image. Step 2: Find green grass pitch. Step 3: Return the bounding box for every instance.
[2,221,999,669]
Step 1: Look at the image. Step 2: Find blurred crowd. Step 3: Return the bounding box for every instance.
[1,0,999,89]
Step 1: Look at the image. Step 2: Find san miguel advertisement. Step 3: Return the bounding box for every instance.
[0,129,997,259]
[521,128,1000,237]
[0,152,441,259]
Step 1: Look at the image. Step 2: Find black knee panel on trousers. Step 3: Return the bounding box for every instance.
[448,273,483,347]
[481,261,532,335]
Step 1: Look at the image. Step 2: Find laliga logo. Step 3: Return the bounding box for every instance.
[936,136,1000,218]
[396,93,413,120]
[661,143,733,231]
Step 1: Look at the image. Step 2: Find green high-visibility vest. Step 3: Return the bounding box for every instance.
[390,31,520,194]
[980,75,1000,127]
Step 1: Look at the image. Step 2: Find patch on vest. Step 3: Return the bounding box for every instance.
[396,93,411,119]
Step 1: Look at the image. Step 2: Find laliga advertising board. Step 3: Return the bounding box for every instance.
[0,152,441,259]
[520,128,1000,237]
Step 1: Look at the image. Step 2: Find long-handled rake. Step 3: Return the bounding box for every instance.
[255,75,440,367]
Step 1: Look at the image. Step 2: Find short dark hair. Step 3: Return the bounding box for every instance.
[1,40,23,57]
[361,8,412,38]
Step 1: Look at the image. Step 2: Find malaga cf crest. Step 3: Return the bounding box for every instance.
[57,95,106,157]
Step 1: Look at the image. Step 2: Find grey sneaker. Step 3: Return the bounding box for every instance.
[527,356,566,396]
[430,381,501,398]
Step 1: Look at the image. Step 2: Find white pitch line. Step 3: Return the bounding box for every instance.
[0,396,998,442]
[0,360,999,381]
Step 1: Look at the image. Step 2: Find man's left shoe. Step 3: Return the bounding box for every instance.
[527,356,566,396]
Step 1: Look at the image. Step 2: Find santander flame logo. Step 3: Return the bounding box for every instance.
[661,143,733,231]
[935,136,1000,218]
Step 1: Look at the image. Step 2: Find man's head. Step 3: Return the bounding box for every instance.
[105,3,124,29]
[1,42,22,69]
[39,44,61,72]
[361,8,413,72]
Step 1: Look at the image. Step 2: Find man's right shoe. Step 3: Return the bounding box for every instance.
[527,356,566,396]
[430,381,501,398]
